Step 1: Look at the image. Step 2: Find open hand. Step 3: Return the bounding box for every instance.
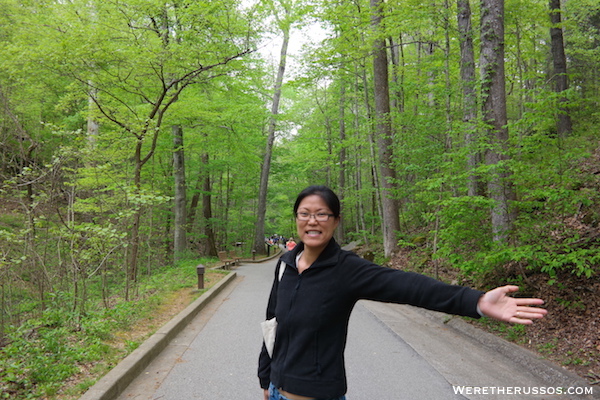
[477,285,547,324]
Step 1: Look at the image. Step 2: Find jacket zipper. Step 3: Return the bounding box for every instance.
[281,271,303,380]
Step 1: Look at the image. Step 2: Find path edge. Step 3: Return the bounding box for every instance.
[78,271,237,400]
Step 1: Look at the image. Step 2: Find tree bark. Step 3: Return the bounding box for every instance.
[201,153,218,257]
[388,35,405,114]
[172,124,187,262]
[371,0,400,258]
[188,172,201,229]
[336,80,347,244]
[353,68,369,245]
[126,138,144,299]
[87,83,99,146]
[480,0,516,243]
[187,152,217,257]
[457,0,484,196]
[360,63,383,239]
[443,0,453,140]
[253,22,290,254]
[549,0,573,137]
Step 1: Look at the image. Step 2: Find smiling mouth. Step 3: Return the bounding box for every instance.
[306,230,321,236]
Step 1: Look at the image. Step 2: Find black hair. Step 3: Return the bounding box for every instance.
[293,185,341,218]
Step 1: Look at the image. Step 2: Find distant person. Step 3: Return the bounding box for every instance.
[285,238,296,251]
[259,185,547,400]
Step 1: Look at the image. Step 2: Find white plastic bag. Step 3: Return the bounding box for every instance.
[261,317,278,358]
[260,261,285,358]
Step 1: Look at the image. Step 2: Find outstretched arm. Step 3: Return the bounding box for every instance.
[477,285,547,324]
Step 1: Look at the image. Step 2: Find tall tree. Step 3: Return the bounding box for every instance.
[336,79,347,245]
[187,148,218,257]
[457,0,483,196]
[480,0,516,242]
[370,0,400,258]
[172,124,187,262]
[548,0,573,137]
[253,0,293,254]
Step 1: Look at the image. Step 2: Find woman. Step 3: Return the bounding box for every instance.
[258,185,547,400]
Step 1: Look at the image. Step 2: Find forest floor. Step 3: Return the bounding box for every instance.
[386,247,600,387]
[106,270,224,351]
[59,270,225,399]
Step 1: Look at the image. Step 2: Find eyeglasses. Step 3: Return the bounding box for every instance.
[296,212,335,222]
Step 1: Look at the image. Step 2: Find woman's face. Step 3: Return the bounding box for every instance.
[296,194,339,253]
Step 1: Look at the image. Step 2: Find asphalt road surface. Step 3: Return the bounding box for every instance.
[115,257,595,400]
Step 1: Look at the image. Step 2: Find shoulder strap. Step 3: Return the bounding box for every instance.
[277,260,285,282]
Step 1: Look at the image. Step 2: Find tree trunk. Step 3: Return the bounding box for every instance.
[172,124,187,262]
[337,80,346,244]
[443,0,453,140]
[353,69,369,245]
[189,151,218,257]
[549,0,573,137]
[360,66,383,237]
[457,0,484,196]
[87,84,99,146]
[325,113,333,187]
[188,172,201,229]
[389,35,405,114]
[371,0,400,258]
[253,24,290,255]
[480,0,516,243]
[126,138,144,300]
[202,154,218,257]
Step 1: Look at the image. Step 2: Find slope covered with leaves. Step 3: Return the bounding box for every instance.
[383,145,600,385]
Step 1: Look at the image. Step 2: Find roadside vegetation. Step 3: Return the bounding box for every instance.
[0,257,227,399]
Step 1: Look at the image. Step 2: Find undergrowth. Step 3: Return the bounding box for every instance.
[0,257,224,399]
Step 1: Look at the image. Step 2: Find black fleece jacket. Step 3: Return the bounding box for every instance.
[258,239,484,398]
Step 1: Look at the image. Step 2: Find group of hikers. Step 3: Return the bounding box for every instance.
[265,234,297,251]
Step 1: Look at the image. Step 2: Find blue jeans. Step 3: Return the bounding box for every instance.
[268,383,347,400]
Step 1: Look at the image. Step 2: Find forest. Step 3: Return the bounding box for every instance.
[1,0,599,398]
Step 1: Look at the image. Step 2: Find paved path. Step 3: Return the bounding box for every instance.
[116,258,595,400]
